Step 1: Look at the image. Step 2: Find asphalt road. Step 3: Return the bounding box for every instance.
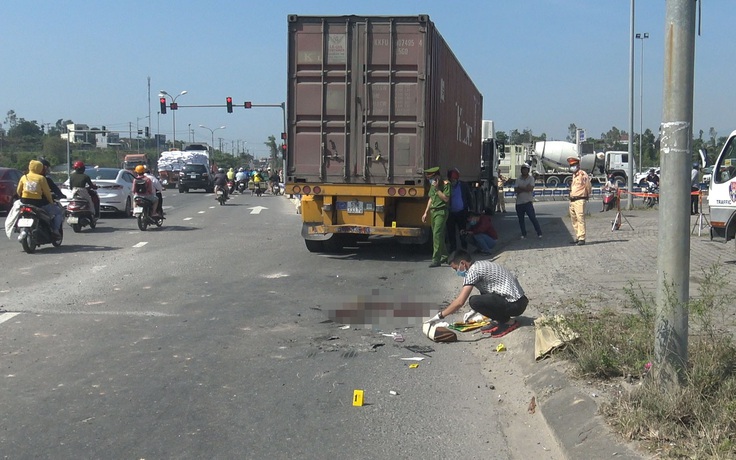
[0,191,560,459]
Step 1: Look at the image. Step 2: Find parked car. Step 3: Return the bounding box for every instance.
[178,163,214,193]
[0,167,23,213]
[60,167,136,216]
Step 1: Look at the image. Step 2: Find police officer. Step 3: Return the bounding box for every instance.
[422,166,451,267]
[568,157,592,245]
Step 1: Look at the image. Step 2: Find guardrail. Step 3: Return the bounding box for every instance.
[503,183,709,202]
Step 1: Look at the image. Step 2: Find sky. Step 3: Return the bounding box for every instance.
[1,1,734,158]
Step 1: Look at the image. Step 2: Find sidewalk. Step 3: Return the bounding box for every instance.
[467,201,734,459]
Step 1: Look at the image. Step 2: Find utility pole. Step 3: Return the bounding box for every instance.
[626,0,635,210]
[654,0,696,386]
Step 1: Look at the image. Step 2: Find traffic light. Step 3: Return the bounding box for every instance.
[160,97,167,114]
[170,102,178,110]
[226,97,233,113]
[244,101,252,109]
[145,126,150,138]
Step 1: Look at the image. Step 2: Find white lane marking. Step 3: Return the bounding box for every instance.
[183,217,192,221]
[249,206,268,214]
[262,272,289,279]
[0,312,20,324]
[133,242,148,248]
[19,309,177,317]
[198,211,206,214]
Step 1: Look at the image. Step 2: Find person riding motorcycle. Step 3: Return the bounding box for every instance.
[68,160,100,217]
[226,167,235,181]
[38,158,64,200]
[213,168,229,200]
[144,166,164,217]
[133,165,160,216]
[17,159,63,238]
[645,168,660,187]
[269,169,281,194]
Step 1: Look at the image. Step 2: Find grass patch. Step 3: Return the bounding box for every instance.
[548,265,736,459]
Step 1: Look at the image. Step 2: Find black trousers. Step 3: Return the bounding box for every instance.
[446,210,468,253]
[691,187,699,214]
[469,294,528,323]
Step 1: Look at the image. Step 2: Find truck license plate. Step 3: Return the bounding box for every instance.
[17,218,34,227]
[190,174,197,178]
[67,216,79,224]
[347,200,364,214]
[133,206,143,214]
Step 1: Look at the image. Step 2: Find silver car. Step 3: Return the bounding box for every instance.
[61,167,136,215]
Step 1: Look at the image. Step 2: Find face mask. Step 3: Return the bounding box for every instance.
[570,165,579,173]
[456,269,467,277]
[469,219,478,226]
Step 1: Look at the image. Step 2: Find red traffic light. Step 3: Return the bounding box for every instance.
[170,102,178,110]
[244,101,252,109]
[159,97,167,114]
[226,97,233,113]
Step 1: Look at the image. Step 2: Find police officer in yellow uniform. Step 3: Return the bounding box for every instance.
[568,157,592,245]
[422,166,451,267]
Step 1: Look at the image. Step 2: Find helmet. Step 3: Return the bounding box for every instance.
[693,162,699,169]
[238,167,244,172]
[218,168,225,173]
[135,165,146,174]
[73,160,85,172]
[649,168,655,173]
[38,157,51,168]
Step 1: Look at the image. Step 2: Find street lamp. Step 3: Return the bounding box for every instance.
[159,89,187,149]
[636,32,649,174]
[199,125,226,157]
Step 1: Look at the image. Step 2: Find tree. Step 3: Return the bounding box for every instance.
[495,131,509,145]
[5,110,18,130]
[567,123,578,143]
[264,135,283,170]
[42,136,67,165]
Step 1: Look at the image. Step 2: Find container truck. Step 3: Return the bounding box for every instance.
[530,141,634,187]
[284,14,503,252]
[708,129,736,244]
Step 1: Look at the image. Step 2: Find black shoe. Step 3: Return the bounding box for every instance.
[569,240,578,244]
[577,240,586,246]
[428,262,441,268]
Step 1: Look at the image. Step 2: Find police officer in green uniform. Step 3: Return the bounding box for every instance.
[422,166,452,267]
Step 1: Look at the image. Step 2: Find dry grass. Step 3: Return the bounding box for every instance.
[548,265,736,459]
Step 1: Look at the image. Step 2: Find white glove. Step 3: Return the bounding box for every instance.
[463,310,477,323]
[424,312,442,324]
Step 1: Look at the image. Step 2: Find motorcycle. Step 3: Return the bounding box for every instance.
[271,182,282,195]
[227,179,235,194]
[644,182,659,208]
[215,185,227,206]
[133,195,163,231]
[14,203,63,254]
[65,188,98,233]
[236,180,247,193]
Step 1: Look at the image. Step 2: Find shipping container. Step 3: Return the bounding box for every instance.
[285,15,499,252]
[287,14,482,184]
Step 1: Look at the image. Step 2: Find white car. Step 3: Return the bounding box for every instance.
[60,167,136,215]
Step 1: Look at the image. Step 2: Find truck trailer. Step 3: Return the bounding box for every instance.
[285,14,502,253]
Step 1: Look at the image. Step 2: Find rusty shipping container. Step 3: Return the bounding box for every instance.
[286,14,483,185]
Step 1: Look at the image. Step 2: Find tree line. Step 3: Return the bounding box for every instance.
[0,110,284,173]
[495,123,729,169]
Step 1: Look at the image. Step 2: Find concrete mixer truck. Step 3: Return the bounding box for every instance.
[529,140,634,187]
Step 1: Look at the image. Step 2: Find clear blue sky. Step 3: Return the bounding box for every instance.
[2,1,734,158]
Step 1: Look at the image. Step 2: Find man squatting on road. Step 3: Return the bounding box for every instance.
[426,250,528,337]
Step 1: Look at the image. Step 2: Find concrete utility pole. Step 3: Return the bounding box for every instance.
[626,0,635,210]
[654,0,696,386]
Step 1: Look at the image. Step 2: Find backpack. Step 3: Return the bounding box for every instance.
[134,178,148,194]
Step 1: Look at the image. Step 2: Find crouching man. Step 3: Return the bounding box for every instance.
[425,250,528,338]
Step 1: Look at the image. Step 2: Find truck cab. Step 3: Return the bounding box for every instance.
[707,130,736,243]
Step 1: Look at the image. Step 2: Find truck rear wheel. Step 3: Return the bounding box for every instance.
[546,176,560,187]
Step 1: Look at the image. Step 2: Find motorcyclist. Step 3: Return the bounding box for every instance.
[133,165,159,215]
[600,174,618,212]
[269,168,281,194]
[38,158,64,200]
[17,159,63,238]
[144,166,164,217]
[645,168,660,187]
[213,168,229,200]
[68,160,100,217]
[252,169,264,196]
